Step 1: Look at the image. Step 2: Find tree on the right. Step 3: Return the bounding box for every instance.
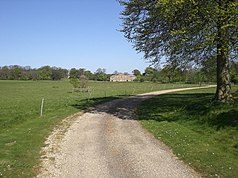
[119,0,238,103]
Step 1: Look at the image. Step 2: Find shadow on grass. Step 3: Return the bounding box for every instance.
[214,110,238,129]
[138,93,238,130]
[71,92,238,130]
[71,96,120,111]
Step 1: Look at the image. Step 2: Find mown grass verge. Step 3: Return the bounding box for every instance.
[0,80,198,177]
[138,86,238,177]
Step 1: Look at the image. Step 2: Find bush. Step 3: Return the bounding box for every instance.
[79,75,88,89]
[69,78,80,89]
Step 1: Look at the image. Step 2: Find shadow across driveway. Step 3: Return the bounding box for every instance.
[72,94,155,120]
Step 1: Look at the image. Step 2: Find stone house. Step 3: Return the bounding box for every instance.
[110,74,136,82]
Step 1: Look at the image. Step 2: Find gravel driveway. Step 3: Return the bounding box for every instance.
[37,86,214,178]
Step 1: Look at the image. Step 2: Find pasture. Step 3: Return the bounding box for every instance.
[0,80,198,177]
[139,86,238,177]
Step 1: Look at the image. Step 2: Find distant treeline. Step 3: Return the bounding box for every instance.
[0,65,111,81]
[0,65,68,80]
[0,61,238,83]
[135,62,237,84]
[132,60,238,84]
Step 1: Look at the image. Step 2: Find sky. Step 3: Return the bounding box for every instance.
[0,0,151,74]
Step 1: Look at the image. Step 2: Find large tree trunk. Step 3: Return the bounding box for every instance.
[214,0,232,103]
[214,48,232,103]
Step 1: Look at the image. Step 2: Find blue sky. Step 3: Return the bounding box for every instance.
[0,0,151,74]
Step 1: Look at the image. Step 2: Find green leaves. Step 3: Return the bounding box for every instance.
[120,0,238,102]
[120,0,237,63]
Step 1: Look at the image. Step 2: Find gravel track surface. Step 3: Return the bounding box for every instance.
[37,86,214,178]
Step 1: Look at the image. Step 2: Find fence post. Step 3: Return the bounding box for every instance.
[40,98,44,117]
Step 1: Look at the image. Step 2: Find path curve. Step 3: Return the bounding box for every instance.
[37,86,215,178]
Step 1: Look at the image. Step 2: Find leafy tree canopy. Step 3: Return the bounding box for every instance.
[119,0,238,102]
[120,0,237,63]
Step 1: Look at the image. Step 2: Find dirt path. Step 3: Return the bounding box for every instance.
[37,86,215,178]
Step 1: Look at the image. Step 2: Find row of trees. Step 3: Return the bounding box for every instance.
[0,66,113,81]
[133,60,238,84]
[68,61,238,84]
[0,65,68,80]
[69,68,111,81]
[1,62,238,84]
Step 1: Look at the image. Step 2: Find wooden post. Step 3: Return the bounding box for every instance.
[40,98,44,117]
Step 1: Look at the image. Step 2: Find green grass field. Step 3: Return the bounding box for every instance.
[138,86,238,177]
[0,80,199,177]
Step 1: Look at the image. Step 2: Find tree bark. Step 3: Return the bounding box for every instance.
[214,0,232,103]
[214,47,232,103]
